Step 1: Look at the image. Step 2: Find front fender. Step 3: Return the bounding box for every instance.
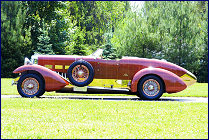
[131,68,187,93]
[13,64,69,91]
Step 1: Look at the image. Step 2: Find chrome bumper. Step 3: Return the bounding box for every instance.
[180,71,197,86]
[11,77,20,86]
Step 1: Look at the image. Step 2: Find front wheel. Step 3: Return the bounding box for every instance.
[137,75,164,100]
[17,73,45,98]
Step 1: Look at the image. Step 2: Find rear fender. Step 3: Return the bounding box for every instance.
[13,64,69,91]
[131,68,187,93]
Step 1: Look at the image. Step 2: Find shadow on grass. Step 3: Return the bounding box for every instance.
[2,95,207,102]
[38,96,202,102]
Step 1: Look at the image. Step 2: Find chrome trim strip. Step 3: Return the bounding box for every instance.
[56,72,70,83]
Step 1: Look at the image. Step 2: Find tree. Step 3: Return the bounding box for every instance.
[102,44,117,60]
[196,1,208,82]
[36,24,54,55]
[48,19,68,55]
[66,1,129,52]
[102,23,117,60]
[24,1,65,55]
[1,1,32,77]
[71,33,86,55]
[112,9,161,59]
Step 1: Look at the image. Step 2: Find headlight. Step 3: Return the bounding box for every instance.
[24,57,32,65]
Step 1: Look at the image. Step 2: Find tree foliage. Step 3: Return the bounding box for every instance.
[66,1,128,52]
[36,24,54,55]
[24,1,66,55]
[1,1,32,77]
[102,44,117,60]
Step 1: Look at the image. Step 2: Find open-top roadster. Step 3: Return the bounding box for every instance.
[13,49,197,100]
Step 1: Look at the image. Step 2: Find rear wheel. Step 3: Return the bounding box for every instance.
[137,75,164,100]
[17,73,45,98]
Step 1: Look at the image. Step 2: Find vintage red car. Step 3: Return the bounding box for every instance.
[13,49,196,100]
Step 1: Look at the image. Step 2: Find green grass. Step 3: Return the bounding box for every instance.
[1,78,208,97]
[1,98,208,139]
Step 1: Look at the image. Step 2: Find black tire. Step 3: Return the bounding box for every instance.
[67,60,94,87]
[17,73,45,98]
[137,75,164,100]
[36,89,45,97]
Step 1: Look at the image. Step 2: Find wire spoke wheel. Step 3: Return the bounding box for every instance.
[67,60,94,87]
[142,79,160,96]
[17,73,45,98]
[72,65,89,82]
[137,75,164,100]
[21,77,39,95]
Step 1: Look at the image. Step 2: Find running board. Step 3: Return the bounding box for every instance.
[56,86,132,94]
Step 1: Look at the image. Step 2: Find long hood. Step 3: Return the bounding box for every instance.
[37,55,97,73]
[38,55,95,65]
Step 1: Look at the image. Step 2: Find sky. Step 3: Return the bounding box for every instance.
[130,1,145,11]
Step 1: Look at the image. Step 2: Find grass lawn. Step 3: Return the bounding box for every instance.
[1,98,208,139]
[1,78,208,97]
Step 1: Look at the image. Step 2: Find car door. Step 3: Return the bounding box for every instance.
[118,59,130,80]
[95,58,119,79]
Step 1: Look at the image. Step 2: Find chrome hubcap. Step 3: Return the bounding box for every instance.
[148,85,154,91]
[78,70,84,77]
[22,78,39,95]
[72,65,89,82]
[27,83,34,89]
[143,79,160,96]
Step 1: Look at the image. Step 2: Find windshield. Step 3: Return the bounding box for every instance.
[89,49,103,58]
